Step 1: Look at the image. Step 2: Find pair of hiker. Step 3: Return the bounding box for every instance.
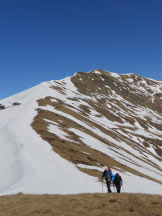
[102,167,122,193]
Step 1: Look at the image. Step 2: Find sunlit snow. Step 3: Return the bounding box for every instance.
[0,72,162,196]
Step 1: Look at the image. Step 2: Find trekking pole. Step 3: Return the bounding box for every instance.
[102,180,103,193]
[122,183,124,192]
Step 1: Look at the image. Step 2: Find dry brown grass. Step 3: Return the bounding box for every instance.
[31,96,162,185]
[31,71,162,187]
[0,193,162,216]
[31,97,162,186]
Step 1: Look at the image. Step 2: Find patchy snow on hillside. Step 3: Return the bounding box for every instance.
[0,71,162,196]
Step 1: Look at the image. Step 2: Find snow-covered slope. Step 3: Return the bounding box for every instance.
[0,70,162,195]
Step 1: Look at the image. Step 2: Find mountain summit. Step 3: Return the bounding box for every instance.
[0,70,162,195]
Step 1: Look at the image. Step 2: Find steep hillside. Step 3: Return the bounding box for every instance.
[0,70,162,195]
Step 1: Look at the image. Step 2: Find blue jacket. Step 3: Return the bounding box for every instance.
[102,169,115,181]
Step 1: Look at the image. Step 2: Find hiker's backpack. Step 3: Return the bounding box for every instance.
[104,169,112,181]
[114,173,122,184]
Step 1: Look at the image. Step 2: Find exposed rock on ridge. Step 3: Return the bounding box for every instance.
[31,70,162,184]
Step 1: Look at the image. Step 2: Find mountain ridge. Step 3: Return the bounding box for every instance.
[0,70,162,195]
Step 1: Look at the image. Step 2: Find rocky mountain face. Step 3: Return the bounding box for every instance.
[0,69,162,194]
[32,70,162,183]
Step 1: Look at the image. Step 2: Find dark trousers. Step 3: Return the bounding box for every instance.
[115,184,121,193]
[106,180,112,193]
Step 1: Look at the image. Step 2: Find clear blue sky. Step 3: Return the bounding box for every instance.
[0,0,161,99]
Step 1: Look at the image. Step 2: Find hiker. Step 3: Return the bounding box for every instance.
[113,173,122,193]
[102,167,114,193]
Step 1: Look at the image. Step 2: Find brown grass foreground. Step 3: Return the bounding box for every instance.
[0,193,162,216]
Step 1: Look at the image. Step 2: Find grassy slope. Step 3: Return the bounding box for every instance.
[0,193,162,216]
[31,71,162,185]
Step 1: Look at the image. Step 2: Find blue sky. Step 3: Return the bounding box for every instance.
[0,0,161,99]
